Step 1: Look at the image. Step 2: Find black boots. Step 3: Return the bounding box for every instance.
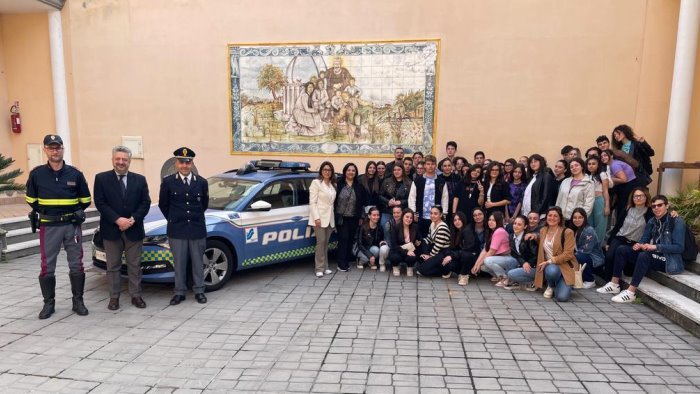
[38,275,56,319]
[69,272,89,316]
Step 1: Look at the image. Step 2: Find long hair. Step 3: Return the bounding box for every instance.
[612,124,636,149]
[317,161,336,187]
[450,211,468,248]
[484,211,505,252]
[585,156,603,184]
[462,164,482,184]
[511,163,528,184]
[400,208,418,241]
[568,208,588,238]
[485,162,505,189]
[361,161,380,194]
[304,82,315,108]
[362,206,381,233]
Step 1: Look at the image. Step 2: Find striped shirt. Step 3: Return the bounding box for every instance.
[425,221,451,256]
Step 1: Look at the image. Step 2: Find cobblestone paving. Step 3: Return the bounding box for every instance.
[1,252,700,393]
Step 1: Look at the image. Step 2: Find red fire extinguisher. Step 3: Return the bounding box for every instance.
[10,101,21,133]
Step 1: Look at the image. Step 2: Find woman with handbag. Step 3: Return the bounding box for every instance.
[534,206,579,302]
[389,208,421,276]
[308,161,337,277]
[568,208,603,289]
[354,207,390,271]
[416,205,452,277]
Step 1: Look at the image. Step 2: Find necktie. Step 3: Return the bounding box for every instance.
[118,174,126,197]
[184,176,189,186]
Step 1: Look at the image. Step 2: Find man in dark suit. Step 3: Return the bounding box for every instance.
[159,147,209,305]
[94,146,151,310]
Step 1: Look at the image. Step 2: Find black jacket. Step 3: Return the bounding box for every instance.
[509,232,538,266]
[94,171,151,241]
[448,226,481,258]
[412,175,446,218]
[158,173,209,239]
[390,223,419,254]
[529,169,555,216]
[483,179,511,217]
[379,177,411,214]
[335,178,367,218]
[355,224,386,259]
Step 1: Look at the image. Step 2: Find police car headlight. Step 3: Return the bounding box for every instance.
[144,235,170,249]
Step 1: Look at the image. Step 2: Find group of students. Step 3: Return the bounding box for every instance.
[308,124,691,303]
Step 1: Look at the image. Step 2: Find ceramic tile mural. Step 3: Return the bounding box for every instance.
[229,40,440,156]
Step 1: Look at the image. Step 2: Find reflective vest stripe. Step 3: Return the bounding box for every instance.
[26,196,38,203]
[37,198,79,206]
[78,197,92,204]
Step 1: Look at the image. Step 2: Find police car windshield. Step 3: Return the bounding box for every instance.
[207,177,259,211]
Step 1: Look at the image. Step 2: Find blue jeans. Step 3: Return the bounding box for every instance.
[574,252,595,282]
[356,245,390,266]
[507,266,536,284]
[544,264,572,302]
[482,255,518,278]
[380,213,392,231]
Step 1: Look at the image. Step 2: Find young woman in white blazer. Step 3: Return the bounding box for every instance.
[309,161,337,277]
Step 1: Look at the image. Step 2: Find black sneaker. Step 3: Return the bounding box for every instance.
[503,282,520,290]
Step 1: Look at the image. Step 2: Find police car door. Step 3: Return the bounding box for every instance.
[237,179,311,268]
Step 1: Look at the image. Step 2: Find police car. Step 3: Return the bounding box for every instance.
[92,160,336,292]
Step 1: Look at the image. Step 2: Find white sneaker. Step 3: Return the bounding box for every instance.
[596,282,620,294]
[324,269,333,275]
[357,262,364,269]
[611,289,636,303]
[392,266,400,276]
[442,272,452,279]
[458,275,469,286]
[316,272,323,278]
[406,267,414,277]
[524,284,537,292]
[543,287,553,299]
[379,264,386,272]
[582,281,596,289]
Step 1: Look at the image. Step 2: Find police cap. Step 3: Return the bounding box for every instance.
[43,134,63,146]
[174,147,195,162]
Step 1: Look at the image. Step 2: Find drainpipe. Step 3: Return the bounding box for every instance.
[661,0,700,195]
[48,10,72,164]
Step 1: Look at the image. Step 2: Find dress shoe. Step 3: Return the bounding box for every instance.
[107,298,119,310]
[195,293,207,304]
[131,296,146,308]
[170,295,186,305]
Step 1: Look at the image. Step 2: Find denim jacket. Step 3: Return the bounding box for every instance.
[575,226,604,268]
[639,214,686,274]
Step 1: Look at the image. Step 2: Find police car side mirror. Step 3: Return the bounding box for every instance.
[249,200,272,212]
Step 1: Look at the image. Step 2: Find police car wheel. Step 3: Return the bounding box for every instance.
[203,239,234,292]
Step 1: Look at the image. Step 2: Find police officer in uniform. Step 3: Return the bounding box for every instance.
[159,147,209,305]
[26,135,92,319]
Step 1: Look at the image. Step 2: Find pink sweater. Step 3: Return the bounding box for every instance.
[488,228,511,255]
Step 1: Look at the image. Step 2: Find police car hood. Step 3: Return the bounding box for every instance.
[142,205,229,236]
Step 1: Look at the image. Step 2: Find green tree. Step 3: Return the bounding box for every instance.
[257,64,285,101]
[0,153,25,193]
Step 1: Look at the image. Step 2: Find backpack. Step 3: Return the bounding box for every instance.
[672,217,699,263]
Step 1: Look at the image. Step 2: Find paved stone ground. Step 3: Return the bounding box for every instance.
[1,251,700,393]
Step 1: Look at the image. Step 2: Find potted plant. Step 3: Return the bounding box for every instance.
[669,185,700,250]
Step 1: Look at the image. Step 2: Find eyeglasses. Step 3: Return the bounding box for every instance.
[633,195,645,199]
[651,203,666,208]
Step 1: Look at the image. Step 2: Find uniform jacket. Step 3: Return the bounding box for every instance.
[158,173,209,239]
[25,161,92,224]
[94,170,151,241]
[308,178,336,228]
[534,227,579,288]
[556,175,595,218]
